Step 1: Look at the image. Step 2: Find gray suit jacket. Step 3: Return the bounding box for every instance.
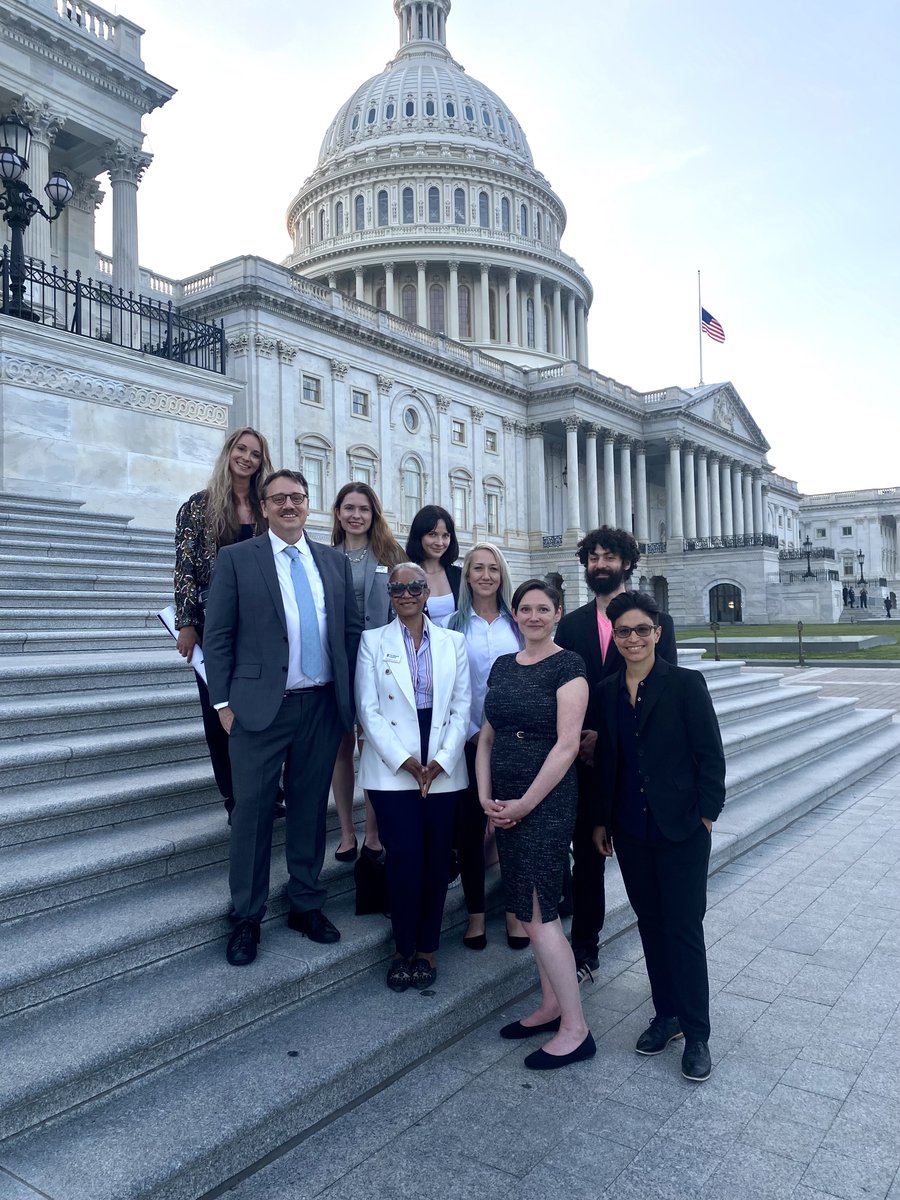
[203,532,362,733]
[359,551,393,629]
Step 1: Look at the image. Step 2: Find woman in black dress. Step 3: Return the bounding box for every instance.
[476,579,595,1070]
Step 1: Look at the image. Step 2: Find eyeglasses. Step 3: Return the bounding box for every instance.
[387,580,428,597]
[612,623,658,641]
[265,492,308,507]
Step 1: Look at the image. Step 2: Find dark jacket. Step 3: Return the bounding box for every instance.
[592,656,726,841]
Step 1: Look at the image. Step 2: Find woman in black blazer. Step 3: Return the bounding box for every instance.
[592,591,725,1084]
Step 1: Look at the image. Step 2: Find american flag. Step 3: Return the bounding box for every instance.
[701,308,726,343]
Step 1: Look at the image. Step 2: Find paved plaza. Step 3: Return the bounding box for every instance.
[215,668,900,1200]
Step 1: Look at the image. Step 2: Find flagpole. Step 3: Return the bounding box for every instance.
[697,269,704,386]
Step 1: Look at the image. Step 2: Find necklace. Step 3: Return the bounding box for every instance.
[344,545,369,564]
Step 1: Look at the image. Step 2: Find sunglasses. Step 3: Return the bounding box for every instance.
[387,581,428,597]
[612,623,658,640]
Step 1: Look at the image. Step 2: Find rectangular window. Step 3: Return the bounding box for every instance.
[351,388,370,418]
[842,525,853,536]
[350,463,372,486]
[815,528,826,538]
[302,456,324,509]
[486,492,499,535]
[452,485,467,529]
[302,375,322,406]
[842,557,854,576]
[451,418,466,446]
[485,429,498,453]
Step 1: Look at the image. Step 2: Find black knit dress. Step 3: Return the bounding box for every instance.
[484,649,586,923]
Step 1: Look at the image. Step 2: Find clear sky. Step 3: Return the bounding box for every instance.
[109,0,899,495]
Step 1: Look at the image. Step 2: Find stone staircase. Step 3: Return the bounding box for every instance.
[0,491,899,1200]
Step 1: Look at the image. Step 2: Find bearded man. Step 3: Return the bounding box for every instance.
[554,527,677,977]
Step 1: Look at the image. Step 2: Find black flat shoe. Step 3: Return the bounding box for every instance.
[335,838,358,863]
[524,1032,596,1070]
[409,957,437,990]
[287,908,341,944]
[226,919,260,966]
[386,958,413,992]
[500,1017,562,1040]
[463,931,487,951]
[506,933,530,950]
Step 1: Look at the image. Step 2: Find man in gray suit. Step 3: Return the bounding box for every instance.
[204,469,362,966]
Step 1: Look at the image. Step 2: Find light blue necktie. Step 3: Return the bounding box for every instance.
[283,544,323,680]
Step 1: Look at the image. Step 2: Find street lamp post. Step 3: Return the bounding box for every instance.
[802,534,814,579]
[857,548,866,585]
[0,113,73,321]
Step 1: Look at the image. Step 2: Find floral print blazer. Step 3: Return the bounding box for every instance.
[173,490,221,630]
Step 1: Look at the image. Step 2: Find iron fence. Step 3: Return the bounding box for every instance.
[685,534,779,551]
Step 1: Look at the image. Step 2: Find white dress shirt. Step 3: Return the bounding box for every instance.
[463,610,521,738]
[269,530,332,688]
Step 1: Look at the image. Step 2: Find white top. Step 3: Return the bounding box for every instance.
[426,591,456,624]
[461,611,521,739]
[269,530,332,688]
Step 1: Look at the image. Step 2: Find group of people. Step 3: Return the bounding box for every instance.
[173,426,726,1079]
[842,584,895,617]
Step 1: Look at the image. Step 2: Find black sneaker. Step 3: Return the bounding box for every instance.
[574,952,599,984]
[226,919,260,966]
[635,1016,683,1055]
[682,1040,712,1081]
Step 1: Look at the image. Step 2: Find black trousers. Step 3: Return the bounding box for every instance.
[456,740,487,914]
[569,762,607,955]
[614,822,712,1042]
[195,671,234,809]
[229,686,343,921]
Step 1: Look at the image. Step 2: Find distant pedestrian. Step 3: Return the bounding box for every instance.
[860,586,868,610]
[848,587,855,608]
[842,586,849,607]
[886,596,893,619]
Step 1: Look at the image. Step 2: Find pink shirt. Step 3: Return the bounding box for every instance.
[596,606,613,663]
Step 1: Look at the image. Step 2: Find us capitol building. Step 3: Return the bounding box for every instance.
[0,0,896,622]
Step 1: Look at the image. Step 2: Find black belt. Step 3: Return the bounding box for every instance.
[284,683,332,696]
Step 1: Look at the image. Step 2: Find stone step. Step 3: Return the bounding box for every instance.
[720,694,857,755]
[0,523,174,555]
[0,588,171,611]
[0,513,173,546]
[0,558,174,590]
[0,682,199,738]
[0,493,137,529]
[0,608,163,631]
[0,718,208,789]
[0,649,191,697]
[0,627,171,655]
[712,681,823,725]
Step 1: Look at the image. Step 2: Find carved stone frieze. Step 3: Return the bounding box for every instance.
[713,395,736,432]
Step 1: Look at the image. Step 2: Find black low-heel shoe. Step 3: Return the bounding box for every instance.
[524,1031,596,1070]
[500,1016,561,1040]
[463,931,487,951]
[334,838,358,863]
[506,933,530,950]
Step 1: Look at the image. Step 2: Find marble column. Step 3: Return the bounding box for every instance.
[508,269,519,346]
[743,468,754,538]
[533,276,545,352]
[416,260,427,327]
[668,439,684,539]
[102,141,152,299]
[384,261,396,315]
[634,442,649,543]
[603,433,616,527]
[16,98,65,267]
[354,268,365,301]
[447,260,460,340]
[526,424,547,535]
[576,301,588,366]
[566,292,577,362]
[552,284,563,356]
[732,465,744,537]
[709,454,722,539]
[585,425,599,530]
[619,437,633,532]
[720,459,733,537]
[683,443,697,540]
[479,262,491,342]
[564,417,582,531]
[752,470,764,537]
[697,450,710,539]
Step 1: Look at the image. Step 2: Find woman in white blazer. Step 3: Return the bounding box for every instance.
[355,562,471,993]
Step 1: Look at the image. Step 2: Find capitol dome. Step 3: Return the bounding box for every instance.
[285,0,592,368]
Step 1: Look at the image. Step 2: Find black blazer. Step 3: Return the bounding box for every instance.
[203,532,362,733]
[592,656,726,841]
[555,599,677,732]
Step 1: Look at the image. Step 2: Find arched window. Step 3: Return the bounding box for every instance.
[402,186,414,223]
[404,98,415,118]
[334,200,344,236]
[464,102,475,122]
[354,194,365,231]
[501,197,510,233]
[445,99,456,118]
[428,283,445,334]
[401,283,417,324]
[305,216,311,246]
[428,186,441,223]
[375,286,386,311]
[425,97,436,117]
[350,113,360,132]
[481,108,492,127]
[366,105,376,125]
[458,284,471,338]
[401,456,423,525]
[450,469,472,530]
[489,290,498,341]
[526,298,535,347]
[385,101,395,121]
[543,303,552,351]
[519,203,528,236]
[377,189,389,227]
[535,211,542,240]
[478,191,489,228]
[454,187,466,224]
[318,209,326,240]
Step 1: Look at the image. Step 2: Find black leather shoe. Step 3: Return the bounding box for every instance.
[386,958,413,992]
[409,957,437,990]
[226,919,260,966]
[500,1016,562,1040]
[682,1040,712,1081]
[524,1032,596,1070]
[463,931,487,951]
[635,1016,683,1056]
[287,908,341,944]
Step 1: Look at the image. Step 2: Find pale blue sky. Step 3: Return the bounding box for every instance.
[112,0,899,493]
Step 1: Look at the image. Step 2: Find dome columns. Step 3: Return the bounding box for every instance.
[395,0,451,48]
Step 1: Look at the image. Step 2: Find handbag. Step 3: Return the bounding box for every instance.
[354,849,389,916]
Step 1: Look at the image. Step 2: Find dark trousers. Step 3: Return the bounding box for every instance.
[195,671,234,809]
[569,762,607,955]
[615,822,712,1042]
[229,686,343,921]
[456,740,487,914]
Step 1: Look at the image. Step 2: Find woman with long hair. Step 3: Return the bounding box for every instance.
[329,482,404,860]
[405,504,461,625]
[476,579,594,1070]
[174,426,274,818]
[447,544,528,951]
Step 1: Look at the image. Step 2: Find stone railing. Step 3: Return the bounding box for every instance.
[542,534,563,548]
[638,541,667,555]
[684,535,779,551]
[776,569,841,584]
[53,0,144,63]
[779,547,836,561]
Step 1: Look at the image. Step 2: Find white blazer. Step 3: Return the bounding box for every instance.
[355,616,471,792]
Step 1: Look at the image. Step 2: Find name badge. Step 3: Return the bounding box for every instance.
[375,564,388,573]
[385,652,403,663]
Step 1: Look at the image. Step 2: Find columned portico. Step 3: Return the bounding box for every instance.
[752,470,764,537]
[355,268,365,301]
[709,454,722,538]
[697,449,710,538]
[720,458,733,537]
[102,141,152,299]
[576,301,587,366]
[566,293,577,363]
[508,269,519,346]
[479,262,491,342]
[552,284,562,356]
[668,438,684,538]
[585,425,599,530]
[416,260,428,325]
[563,416,581,532]
[743,467,754,536]
[384,261,396,314]
[732,464,744,536]
[634,442,649,542]
[447,260,458,338]
[533,276,544,352]
[603,433,616,527]
[526,424,547,537]
[683,443,697,539]
[619,436,633,533]
[17,98,65,269]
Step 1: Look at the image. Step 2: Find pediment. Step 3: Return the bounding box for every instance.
[683,384,769,451]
